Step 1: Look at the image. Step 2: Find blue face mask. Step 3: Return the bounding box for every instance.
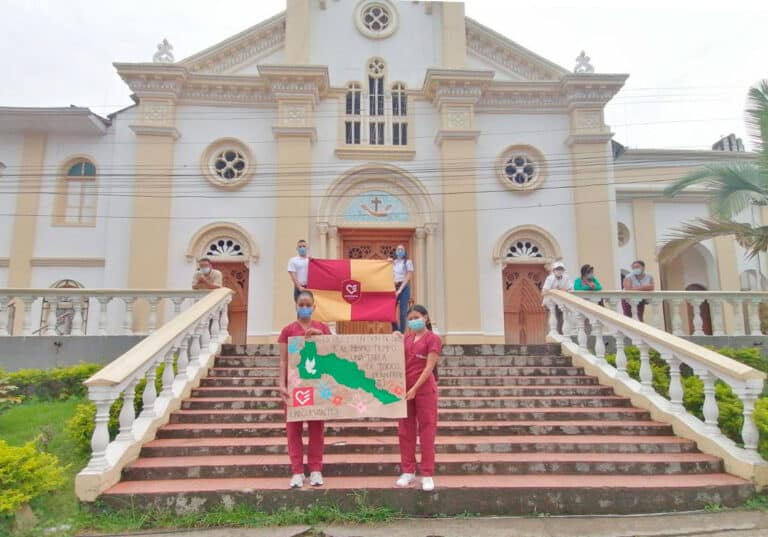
[407,318,426,332]
[396,249,405,258]
[298,246,307,256]
[297,306,313,319]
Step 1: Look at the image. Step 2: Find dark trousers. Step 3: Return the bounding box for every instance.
[622,300,647,321]
[391,282,411,333]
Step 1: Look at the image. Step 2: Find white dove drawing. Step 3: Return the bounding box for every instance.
[305,357,317,375]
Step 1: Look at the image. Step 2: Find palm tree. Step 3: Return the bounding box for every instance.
[661,80,768,262]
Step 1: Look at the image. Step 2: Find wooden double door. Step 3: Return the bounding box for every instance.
[211,261,249,345]
[337,229,415,334]
[503,264,548,345]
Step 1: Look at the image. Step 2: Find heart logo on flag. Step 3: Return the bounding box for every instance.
[341,279,362,304]
[293,387,314,407]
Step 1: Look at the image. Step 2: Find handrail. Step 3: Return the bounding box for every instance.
[85,288,231,387]
[0,288,208,296]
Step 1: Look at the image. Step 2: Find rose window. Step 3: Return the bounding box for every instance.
[503,154,537,186]
[362,4,391,33]
[213,150,247,181]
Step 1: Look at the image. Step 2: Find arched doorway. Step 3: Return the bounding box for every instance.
[494,226,562,345]
[659,243,718,335]
[40,279,88,336]
[317,165,437,334]
[187,222,259,345]
[685,283,713,335]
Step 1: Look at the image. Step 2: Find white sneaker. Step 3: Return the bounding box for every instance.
[309,471,324,486]
[289,474,305,489]
[422,477,435,492]
[396,473,416,488]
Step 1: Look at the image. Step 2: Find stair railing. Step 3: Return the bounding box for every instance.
[75,287,232,501]
[545,290,767,486]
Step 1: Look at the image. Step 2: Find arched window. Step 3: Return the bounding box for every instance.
[345,83,362,145]
[56,159,97,226]
[391,82,408,146]
[40,279,88,335]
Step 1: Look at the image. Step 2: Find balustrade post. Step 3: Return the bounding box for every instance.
[736,385,761,452]
[699,370,721,436]
[97,297,111,336]
[116,378,138,442]
[171,297,185,317]
[547,304,558,336]
[629,298,641,322]
[747,299,762,335]
[147,297,161,334]
[160,347,176,399]
[711,298,726,337]
[209,313,221,351]
[731,299,746,336]
[664,353,684,413]
[83,387,115,472]
[575,312,588,351]
[614,331,628,378]
[649,298,664,330]
[122,297,135,335]
[176,335,190,382]
[21,297,35,336]
[691,299,705,336]
[592,318,606,364]
[0,296,9,336]
[45,297,58,336]
[670,299,684,336]
[71,299,85,336]
[199,318,212,355]
[561,306,572,339]
[638,341,654,393]
[141,360,159,418]
[219,301,230,340]
[189,329,202,367]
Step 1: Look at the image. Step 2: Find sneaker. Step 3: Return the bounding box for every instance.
[309,471,324,486]
[396,473,416,488]
[422,477,435,492]
[289,474,305,489]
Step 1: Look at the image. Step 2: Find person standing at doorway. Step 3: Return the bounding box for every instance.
[622,260,655,321]
[390,244,414,333]
[395,304,440,492]
[542,261,573,334]
[278,290,331,489]
[287,240,310,303]
[191,257,223,290]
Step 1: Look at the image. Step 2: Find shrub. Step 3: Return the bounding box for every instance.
[5,364,102,400]
[0,377,21,412]
[0,439,66,514]
[605,346,670,397]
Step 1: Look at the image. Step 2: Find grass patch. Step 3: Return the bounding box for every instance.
[744,493,768,511]
[0,397,88,537]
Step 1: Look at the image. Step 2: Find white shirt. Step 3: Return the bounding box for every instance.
[542,273,573,306]
[393,258,414,283]
[287,255,309,286]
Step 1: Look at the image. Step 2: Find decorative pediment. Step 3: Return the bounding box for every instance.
[465,18,569,82]
[178,12,286,75]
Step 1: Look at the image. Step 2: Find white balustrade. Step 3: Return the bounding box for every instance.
[76,288,232,500]
[0,289,206,337]
[546,290,767,470]
[575,291,768,338]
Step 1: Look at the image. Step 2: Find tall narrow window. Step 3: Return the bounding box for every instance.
[391,83,408,146]
[59,159,97,225]
[344,83,362,145]
[367,57,386,145]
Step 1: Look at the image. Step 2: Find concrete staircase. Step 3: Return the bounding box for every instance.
[101,344,754,515]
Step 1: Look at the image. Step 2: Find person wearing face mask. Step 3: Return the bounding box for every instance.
[622,260,655,321]
[394,304,441,492]
[278,290,332,489]
[542,261,573,334]
[574,264,603,291]
[191,257,223,290]
[389,244,414,333]
[287,239,310,303]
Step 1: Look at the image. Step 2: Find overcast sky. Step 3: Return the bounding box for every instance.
[2,0,766,151]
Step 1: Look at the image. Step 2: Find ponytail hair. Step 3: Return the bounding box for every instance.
[407,304,432,331]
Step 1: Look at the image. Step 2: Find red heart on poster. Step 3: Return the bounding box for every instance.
[293,387,314,407]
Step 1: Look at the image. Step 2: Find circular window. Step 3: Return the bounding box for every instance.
[617,222,631,247]
[201,138,254,189]
[355,1,398,39]
[497,145,547,192]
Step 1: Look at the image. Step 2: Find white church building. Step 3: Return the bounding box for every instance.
[0,0,762,345]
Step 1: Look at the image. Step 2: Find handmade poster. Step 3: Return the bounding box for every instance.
[286,334,407,422]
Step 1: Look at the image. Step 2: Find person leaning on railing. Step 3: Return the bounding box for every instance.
[622,260,655,321]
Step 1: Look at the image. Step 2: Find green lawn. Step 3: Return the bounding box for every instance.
[0,397,89,537]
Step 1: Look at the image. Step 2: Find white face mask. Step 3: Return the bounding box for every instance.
[200,267,211,275]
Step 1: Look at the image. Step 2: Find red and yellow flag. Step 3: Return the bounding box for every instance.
[307,259,395,322]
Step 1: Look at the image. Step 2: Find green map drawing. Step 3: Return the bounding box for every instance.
[297,340,400,405]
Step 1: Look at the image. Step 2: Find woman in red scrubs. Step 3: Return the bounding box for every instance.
[395,304,441,492]
[278,290,331,489]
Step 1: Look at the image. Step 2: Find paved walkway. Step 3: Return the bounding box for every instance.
[83,510,768,537]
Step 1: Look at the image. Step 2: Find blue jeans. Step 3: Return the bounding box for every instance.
[392,282,411,333]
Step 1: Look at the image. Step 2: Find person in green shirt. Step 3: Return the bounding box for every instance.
[574,264,602,291]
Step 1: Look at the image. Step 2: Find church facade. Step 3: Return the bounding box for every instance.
[0,0,761,345]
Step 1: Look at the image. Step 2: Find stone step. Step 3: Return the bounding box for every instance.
[100,474,753,516]
[206,365,588,378]
[207,368,280,378]
[168,407,651,425]
[180,395,633,411]
[198,375,601,388]
[191,385,617,399]
[214,355,576,368]
[218,344,565,358]
[156,420,674,439]
[140,435,698,458]
[121,452,723,481]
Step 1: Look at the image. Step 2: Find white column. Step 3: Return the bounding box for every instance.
[0,296,9,336]
[328,225,339,259]
[97,297,111,336]
[415,227,427,304]
[425,224,437,329]
[71,299,85,336]
[318,223,329,258]
[670,298,684,336]
[44,297,58,336]
[691,299,705,336]
[21,297,35,336]
[748,299,762,335]
[711,298,726,337]
[731,298,746,336]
